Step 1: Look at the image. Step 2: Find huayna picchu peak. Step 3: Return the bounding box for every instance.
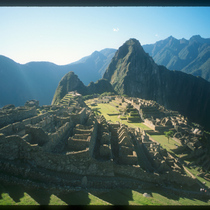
[103,38,210,131]
[52,71,115,105]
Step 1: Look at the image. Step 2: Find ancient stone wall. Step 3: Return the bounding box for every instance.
[0,113,49,136]
[119,155,138,165]
[68,138,90,151]
[0,112,49,136]
[0,107,37,128]
[43,121,73,152]
[24,113,49,126]
[113,164,197,187]
[55,115,71,126]
[89,120,98,158]
[69,108,87,125]
[0,132,114,177]
[25,126,50,146]
[96,115,112,159]
[99,144,112,158]
[144,119,156,130]
[33,115,55,131]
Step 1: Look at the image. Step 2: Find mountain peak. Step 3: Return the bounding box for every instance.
[103,38,156,94]
[125,38,141,45]
[168,35,175,39]
[91,50,100,56]
[190,35,202,40]
[189,35,209,44]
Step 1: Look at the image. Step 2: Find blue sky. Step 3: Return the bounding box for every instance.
[0,7,210,65]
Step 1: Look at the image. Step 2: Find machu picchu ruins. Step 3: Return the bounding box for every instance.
[0,91,209,198]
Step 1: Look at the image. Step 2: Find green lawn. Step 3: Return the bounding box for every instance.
[1,183,209,205]
[149,135,180,152]
[0,184,109,205]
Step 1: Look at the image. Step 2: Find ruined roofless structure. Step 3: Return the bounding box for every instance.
[120,96,210,172]
[0,94,201,193]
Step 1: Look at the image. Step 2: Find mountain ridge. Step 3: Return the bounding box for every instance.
[0,48,116,107]
[143,35,210,82]
[103,38,210,130]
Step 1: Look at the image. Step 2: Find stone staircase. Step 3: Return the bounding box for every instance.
[67,124,93,152]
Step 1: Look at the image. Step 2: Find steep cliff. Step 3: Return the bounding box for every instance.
[103,38,210,130]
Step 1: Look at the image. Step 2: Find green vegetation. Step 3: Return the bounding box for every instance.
[0,184,209,205]
[149,134,180,153]
[99,91,115,98]
[164,130,174,143]
[82,94,98,101]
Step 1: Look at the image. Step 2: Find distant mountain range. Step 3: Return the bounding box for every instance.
[1,35,210,108]
[103,38,210,131]
[0,48,116,107]
[143,35,210,82]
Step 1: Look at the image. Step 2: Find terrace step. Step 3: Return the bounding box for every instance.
[73,134,90,140]
[73,128,92,135]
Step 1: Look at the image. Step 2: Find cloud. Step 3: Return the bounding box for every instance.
[113,28,119,32]
[155,34,159,37]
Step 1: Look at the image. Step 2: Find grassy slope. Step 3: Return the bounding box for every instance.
[1,184,209,205]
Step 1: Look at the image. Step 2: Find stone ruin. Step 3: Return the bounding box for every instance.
[0,96,202,193]
[119,96,210,172]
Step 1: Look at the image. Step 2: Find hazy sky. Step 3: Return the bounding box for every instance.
[0,7,210,65]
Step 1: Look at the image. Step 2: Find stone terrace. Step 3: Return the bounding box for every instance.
[0,95,202,192]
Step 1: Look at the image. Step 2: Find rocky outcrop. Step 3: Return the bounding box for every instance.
[103,38,210,131]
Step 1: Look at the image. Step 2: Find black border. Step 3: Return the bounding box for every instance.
[0,0,210,6]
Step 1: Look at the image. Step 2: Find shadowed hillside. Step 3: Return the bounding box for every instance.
[0,49,116,107]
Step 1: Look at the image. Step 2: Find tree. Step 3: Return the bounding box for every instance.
[164,131,174,143]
